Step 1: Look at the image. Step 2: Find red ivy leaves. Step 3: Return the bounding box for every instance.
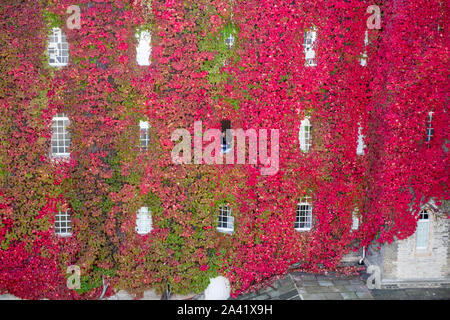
[0,0,448,299]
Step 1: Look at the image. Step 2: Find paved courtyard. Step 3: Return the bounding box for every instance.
[232,271,450,300]
[1,270,449,300]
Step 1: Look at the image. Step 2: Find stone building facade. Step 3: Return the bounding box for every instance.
[364,200,450,288]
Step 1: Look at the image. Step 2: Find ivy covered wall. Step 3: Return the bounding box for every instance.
[0,0,448,299]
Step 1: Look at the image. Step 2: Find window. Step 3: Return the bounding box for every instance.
[51,113,70,158]
[224,33,235,49]
[416,209,430,249]
[360,30,368,67]
[356,123,366,155]
[48,27,69,67]
[295,196,312,231]
[352,208,359,230]
[425,111,434,147]
[136,30,151,66]
[303,27,317,67]
[217,205,234,233]
[139,120,150,151]
[299,117,312,152]
[55,209,72,237]
[221,120,233,154]
[135,207,152,235]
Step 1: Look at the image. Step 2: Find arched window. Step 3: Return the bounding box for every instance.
[51,113,70,158]
[55,209,72,237]
[303,26,317,67]
[356,123,366,155]
[295,196,312,231]
[416,209,430,249]
[221,120,233,154]
[48,27,69,67]
[217,205,234,233]
[425,111,434,147]
[135,207,152,235]
[139,120,150,151]
[136,29,151,66]
[299,117,312,152]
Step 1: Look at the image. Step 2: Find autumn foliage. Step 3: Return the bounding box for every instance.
[0,0,448,299]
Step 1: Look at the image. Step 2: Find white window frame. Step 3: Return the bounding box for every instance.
[416,209,430,250]
[224,33,235,49]
[303,27,317,67]
[139,120,150,151]
[48,27,69,67]
[295,196,312,231]
[359,30,368,67]
[136,29,151,66]
[50,113,71,159]
[55,209,72,237]
[356,122,366,155]
[352,208,359,230]
[135,207,153,235]
[426,111,434,147]
[217,205,234,233]
[299,117,312,152]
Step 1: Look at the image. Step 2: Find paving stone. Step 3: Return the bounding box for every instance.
[266,290,279,299]
[334,285,351,293]
[344,284,367,292]
[278,277,293,287]
[261,286,275,294]
[303,285,339,293]
[279,285,297,295]
[305,286,329,294]
[296,281,318,287]
[340,292,358,300]
[295,273,317,281]
[355,291,373,299]
[403,288,450,299]
[302,293,327,300]
[268,281,281,290]
[318,280,334,287]
[290,274,303,282]
[332,279,351,286]
[350,279,364,285]
[322,286,341,293]
[379,290,410,300]
[231,271,450,301]
[324,292,343,300]
[279,290,300,300]
[296,288,308,295]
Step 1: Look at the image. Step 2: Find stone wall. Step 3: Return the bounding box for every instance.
[395,212,449,281]
[365,203,449,287]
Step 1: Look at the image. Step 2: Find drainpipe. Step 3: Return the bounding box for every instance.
[358,246,366,265]
[98,275,109,300]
